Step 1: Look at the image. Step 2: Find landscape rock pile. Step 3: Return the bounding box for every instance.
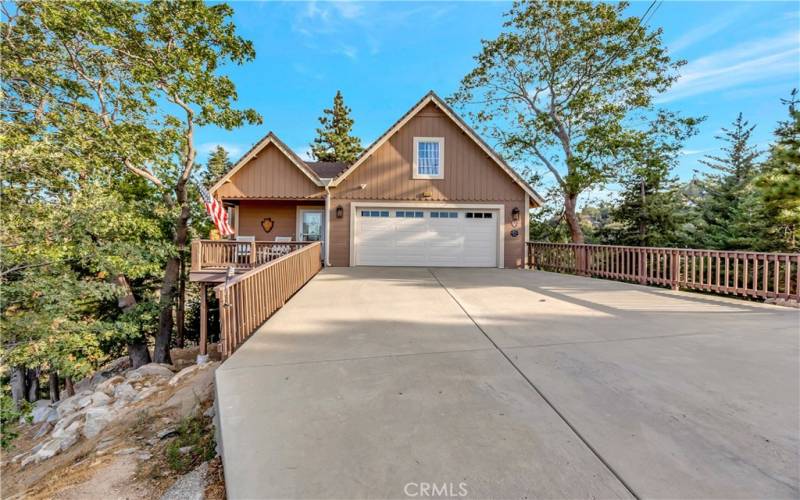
[14,360,218,468]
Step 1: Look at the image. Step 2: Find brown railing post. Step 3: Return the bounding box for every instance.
[637,249,646,285]
[670,250,680,290]
[190,240,202,272]
[249,241,257,267]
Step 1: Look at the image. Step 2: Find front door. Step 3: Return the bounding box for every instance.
[297,209,324,243]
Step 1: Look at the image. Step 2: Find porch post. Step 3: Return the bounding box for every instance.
[198,283,208,362]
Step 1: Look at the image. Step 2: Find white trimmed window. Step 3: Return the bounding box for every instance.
[413,137,444,179]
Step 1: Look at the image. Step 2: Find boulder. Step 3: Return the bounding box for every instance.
[96,375,125,396]
[34,438,63,461]
[32,402,57,424]
[56,390,92,418]
[168,362,216,387]
[165,365,216,418]
[82,407,115,438]
[126,363,174,382]
[58,431,79,452]
[113,382,138,402]
[52,420,82,439]
[90,391,112,407]
[33,422,53,439]
[134,386,159,402]
[52,411,83,435]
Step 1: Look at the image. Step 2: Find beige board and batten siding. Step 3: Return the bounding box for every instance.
[215,143,324,200]
[328,102,527,268]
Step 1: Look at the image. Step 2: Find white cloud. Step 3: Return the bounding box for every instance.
[290,2,453,60]
[680,148,710,156]
[667,6,749,54]
[658,30,800,103]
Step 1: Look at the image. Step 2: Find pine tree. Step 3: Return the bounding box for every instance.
[310,91,362,163]
[694,113,764,249]
[202,146,232,186]
[754,89,800,251]
[604,111,700,247]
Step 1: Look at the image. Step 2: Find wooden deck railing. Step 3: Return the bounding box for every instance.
[527,242,800,302]
[190,239,310,272]
[214,242,322,358]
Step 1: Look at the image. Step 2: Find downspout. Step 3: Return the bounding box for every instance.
[324,181,332,266]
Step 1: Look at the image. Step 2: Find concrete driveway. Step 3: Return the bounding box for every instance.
[216,267,799,499]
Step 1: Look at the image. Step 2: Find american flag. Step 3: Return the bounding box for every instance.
[198,185,234,237]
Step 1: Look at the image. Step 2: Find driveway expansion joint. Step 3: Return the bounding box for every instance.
[427,268,641,500]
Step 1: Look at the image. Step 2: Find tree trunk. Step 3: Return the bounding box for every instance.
[563,193,585,243]
[49,372,60,403]
[154,189,191,365]
[128,338,152,369]
[26,368,40,402]
[10,366,26,409]
[64,377,75,398]
[115,275,152,368]
[176,250,186,349]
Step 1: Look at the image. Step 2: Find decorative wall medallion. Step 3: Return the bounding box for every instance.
[260,217,274,233]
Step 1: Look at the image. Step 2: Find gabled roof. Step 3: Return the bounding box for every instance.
[209,132,325,194]
[306,161,349,179]
[329,91,545,206]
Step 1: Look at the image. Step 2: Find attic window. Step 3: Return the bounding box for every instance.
[413,137,444,179]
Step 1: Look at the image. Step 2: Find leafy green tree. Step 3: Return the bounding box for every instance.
[310,90,362,163]
[693,113,763,249]
[753,90,800,251]
[2,1,261,364]
[450,0,692,243]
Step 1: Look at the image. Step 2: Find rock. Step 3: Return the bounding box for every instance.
[33,422,52,439]
[168,364,204,387]
[11,452,27,464]
[52,411,83,435]
[178,446,193,455]
[78,394,94,409]
[32,403,58,424]
[126,363,174,382]
[165,364,217,418]
[157,427,178,439]
[34,438,63,461]
[203,405,215,419]
[134,386,159,402]
[58,432,79,452]
[113,447,138,455]
[21,454,37,468]
[56,390,92,418]
[160,461,208,500]
[90,391,112,407]
[96,375,125,396]
[136,452,152,461]
[113,382,138,402]
[82,407,115,438]
[52,420,82,439]
[74,371,108,393]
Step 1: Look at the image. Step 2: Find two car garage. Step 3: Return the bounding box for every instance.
[353,206,501,268]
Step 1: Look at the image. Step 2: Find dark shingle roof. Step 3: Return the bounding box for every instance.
[305,161,350,179]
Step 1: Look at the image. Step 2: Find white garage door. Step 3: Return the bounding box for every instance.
[354,208,498,267]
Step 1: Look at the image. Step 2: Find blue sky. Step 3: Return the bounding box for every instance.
[197,1,799,196]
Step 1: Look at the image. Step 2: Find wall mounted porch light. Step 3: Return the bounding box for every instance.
[511,207,521,227]
[336,205,344,218]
